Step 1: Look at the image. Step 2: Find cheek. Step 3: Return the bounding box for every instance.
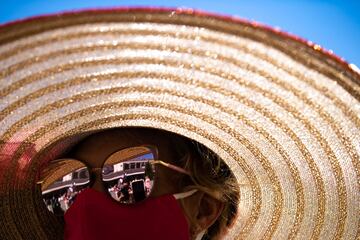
[149,166,183,197]
[176,196,200,237]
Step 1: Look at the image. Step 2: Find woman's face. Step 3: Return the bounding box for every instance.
[67,129,186,198]
[62,129,225,239]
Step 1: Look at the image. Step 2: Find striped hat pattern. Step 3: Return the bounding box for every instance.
[0,8,359,240]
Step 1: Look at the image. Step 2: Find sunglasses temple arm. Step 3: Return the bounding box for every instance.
[150,160,191,176]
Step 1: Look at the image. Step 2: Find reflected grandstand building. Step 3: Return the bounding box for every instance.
[41,166,89,195]
[102,145,156,184]
[102,160,148,182]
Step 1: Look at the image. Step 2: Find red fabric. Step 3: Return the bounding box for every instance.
[64,188,190,240]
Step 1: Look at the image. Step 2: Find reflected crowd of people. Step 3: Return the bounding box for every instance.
[107,176,153,204]
[43,184,84,214]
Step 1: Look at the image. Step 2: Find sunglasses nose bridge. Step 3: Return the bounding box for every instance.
[89,167,106,192]
[89,167,102,181]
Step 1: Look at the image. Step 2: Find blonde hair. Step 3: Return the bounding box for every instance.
[168,135,240,239]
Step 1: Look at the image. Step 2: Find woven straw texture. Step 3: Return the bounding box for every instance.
[0,8,359,240]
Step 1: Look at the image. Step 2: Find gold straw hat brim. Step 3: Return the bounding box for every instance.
[0,8,359,240]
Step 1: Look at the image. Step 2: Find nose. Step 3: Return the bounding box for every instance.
[90,168,106,193]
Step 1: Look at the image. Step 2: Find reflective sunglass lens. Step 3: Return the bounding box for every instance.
[38,159,90,215]
[102,146,156,204]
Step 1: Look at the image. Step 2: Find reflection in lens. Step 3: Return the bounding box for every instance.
[102,146,156,204]
[38,159,90,215]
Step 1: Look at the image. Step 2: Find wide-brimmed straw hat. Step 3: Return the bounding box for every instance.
[0,7,359,240]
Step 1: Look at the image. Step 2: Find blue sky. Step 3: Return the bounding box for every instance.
[0,0,359,67]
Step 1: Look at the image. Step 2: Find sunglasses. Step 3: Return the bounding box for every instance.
[37,145,191,216]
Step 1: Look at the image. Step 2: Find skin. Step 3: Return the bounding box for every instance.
[66,128,223,239]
